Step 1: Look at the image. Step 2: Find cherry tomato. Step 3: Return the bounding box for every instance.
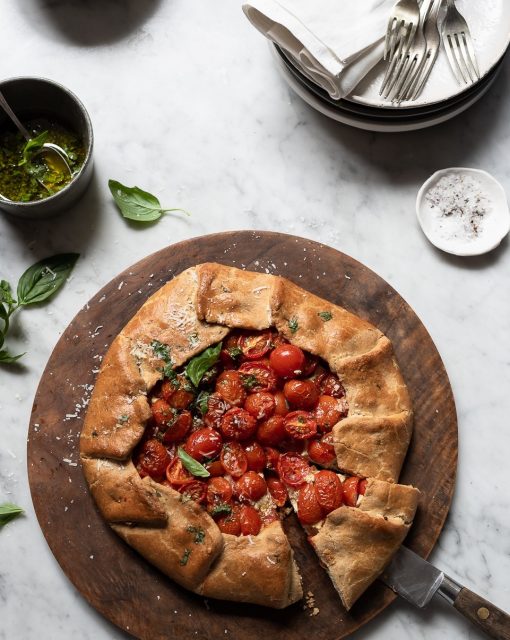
[137,439,170,479]
[236,471,267,502]
[178,480,207,504]
[219,333,243,368]
[256,416,286,446]
[300,352,318,377]
[244,441,266,472]
[185,427,223,462]
[315,395,347,432]
[284,411,318,440]
[162,410,192,444]
[343,476,360,507]
[205,459,224,477]
[239,505,262,535]
[273,391,289,416]
[297,482,323,525]
[314,470,343,514]
[220,408,257,441]
[264,447,280,471]
[244,392,276,420]
[267,477,288,507]
[215,370,247,407]
[277,452,310,487]
[204,393,230,429]
[308,435,336,466]
[283,380,319,410]
[161,375,195,409]
[207,477,233,505]
[358,478,368,496]
[221,442,248,478]
[238,361,278,392]
[165,457,193,486]
[269,344,305,378]
[239,330,272,360]
[320,373,346,399]
[151,398,174,427]
[216,507,242,536]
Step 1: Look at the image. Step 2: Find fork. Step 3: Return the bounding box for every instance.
[442,0,480,85]
[380,0,421,97]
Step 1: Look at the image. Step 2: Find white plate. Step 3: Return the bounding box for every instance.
[416,168,510,256]
[348,0,510,109]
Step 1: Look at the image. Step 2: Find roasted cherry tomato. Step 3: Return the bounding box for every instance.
[308,435,336,466]
[239,330,272,360]
[162,410,192,443]
[273,391,289,416]
[244,441,266,472]
[314,470,343,514]
[151,398,174,427]
[343,476,360,507]
[297,482,323,525]
[256,416,286,446]
[244,392,276,420]
[220,408,257,441]
[320,373,346,399]
[178,480,207,504]
[219,333,243,368]
[204,393,230,430]
[216,507,242,536]
[238,361,278,392]
[206,476,233,505]
[266,477,288,507]
[165,457,193,486]
[264,447,280,471]
[215,370,247,407]
[205,459,224,477]
[236,471,267,502]
[220,442,248,478]
[239,505,262,535]
[161,375,195,409]
[314,395,347,432]
[185,427,223,462]
[269,344,305,378]
[284,411,318,440]
[283,379,319,410]
[277,452,310,487]
[137,439,170,479]
[300,352,318,377]
[358,478,368,496]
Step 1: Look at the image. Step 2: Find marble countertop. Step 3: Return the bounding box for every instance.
[1,1,509,639]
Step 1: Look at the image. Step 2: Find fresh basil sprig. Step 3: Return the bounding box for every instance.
[108,179,189,223]
[177,447,210,478]
[0,503,24,529]
[185,342,222,387]
[19,131,48,166]
[0,254,79,364]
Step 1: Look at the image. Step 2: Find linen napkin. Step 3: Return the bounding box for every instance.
[242,0,396,100]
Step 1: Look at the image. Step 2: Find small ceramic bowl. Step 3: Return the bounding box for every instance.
[0,77,93,219]
[416,168,510,256]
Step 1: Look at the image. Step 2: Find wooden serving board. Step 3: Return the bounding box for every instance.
[28,231,458,640]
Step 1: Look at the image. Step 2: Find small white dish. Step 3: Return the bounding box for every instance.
[416,168,510,256]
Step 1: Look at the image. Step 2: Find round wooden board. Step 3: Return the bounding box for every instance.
[28,231,457,640]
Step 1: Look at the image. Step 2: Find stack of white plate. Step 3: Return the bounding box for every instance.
[271,0,510,132]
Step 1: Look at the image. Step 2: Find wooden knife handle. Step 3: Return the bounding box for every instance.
[453,587,510,640]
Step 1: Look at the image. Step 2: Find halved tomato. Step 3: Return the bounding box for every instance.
[220,408,257,441]
[239,330,272,360]
[238,361,277,392]
[220,442,248,478]
[178,480,207,504]
[307,435,336,466]
[277,452,310,487]
[137,439,170,480]
[284,411,318,440]
[165,457,193,486]
[343,476,360,507]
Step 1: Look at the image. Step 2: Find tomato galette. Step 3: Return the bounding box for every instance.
[80,263,419,611]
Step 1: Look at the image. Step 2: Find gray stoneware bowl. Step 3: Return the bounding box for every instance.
[0,77,93,219]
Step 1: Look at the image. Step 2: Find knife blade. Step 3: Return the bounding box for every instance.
[380,546,510,640]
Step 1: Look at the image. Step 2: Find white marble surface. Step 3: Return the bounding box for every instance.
[1,1,509,639]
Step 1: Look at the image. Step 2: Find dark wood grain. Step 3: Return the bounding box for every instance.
[27,231,458,640]
[453,588,510,640]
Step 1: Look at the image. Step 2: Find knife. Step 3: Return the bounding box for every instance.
[380,546,510,640]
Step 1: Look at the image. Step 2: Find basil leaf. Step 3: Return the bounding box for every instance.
[0,349,25,363]
[19,131,48,166]
[108,179,189,223]
[177,447,210,478]
[0,503,24,528]
[0,280,15,306]
[185,342,222,387]
[17,253,79,306]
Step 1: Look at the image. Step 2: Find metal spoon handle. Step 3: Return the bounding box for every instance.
[0,90,32,140]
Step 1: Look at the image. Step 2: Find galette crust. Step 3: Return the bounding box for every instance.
[80,262,418,610]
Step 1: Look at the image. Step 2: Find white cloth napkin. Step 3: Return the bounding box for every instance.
[242,0,396,100]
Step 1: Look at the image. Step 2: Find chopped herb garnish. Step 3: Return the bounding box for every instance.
[162,363,177,380]
[195,390,211,416]
[178,447,210,478]
[151,340,172,363]
[318,311,333,322]
[288,318,299,334]
[227,346,243,361]
[180,548,192,566]
[186,525,206,544]
[211,503,232,517]
[241,374,258,390]
[118,414,129,424]
[185,342,222,387]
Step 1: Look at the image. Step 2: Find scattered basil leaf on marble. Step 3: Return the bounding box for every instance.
[108,179,189,223]
[318,311,332,322]
[185,342,222,387]
[0,349,25,363]
[19,131,48,166]
[0,503,24,528]
[177,447,210,478]
[17,253,79,306]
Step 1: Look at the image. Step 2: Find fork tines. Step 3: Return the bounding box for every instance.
[442,0,480,85]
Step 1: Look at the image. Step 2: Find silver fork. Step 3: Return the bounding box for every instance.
[380,0,421,97]
[442,0,480,85]
[396,0,444,102]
